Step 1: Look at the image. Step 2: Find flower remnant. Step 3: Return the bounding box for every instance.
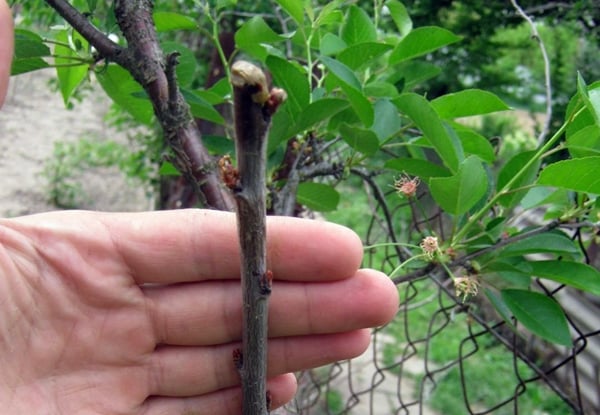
[454,275,480,302]
[420,236,439,259]
[394,174,420,198]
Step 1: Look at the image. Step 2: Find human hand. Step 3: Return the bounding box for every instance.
[0,210,398,414]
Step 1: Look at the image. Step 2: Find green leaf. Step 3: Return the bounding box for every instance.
[385,158,451,178]
[295,98,349,132]
[497,230,581,259]
[266,55,310,122]
[371,99,402,140]
[537,157,600,194]
[320,55,361,90]
[386,0,412,38]
[55,29,89,106]
[274,0,304,25]
[339,123,379,155]
[161,42,197,87]
[95,65,154,125]
[431,89,510,119]
[296,182,340,211]
[159,161,180,176]
[501,289,572,346]
[451,123,495,163]
[153,11,197,32]
[389,61,441,92]
[235,16,287,61]
[181,89,224,125]
[429,156,487,215]
[320,33,347,56]
[337,42,393,70]
[497,150,540,208]
[577,73,600,127]
[566,125,600,158]
[12,30,51,75]
[394,93,462,172]
[484,289,515,330]
[341,5,377,45]
[389,26,461,64]
[529,260,600,296]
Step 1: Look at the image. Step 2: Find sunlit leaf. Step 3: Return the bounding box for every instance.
[320,33,347,56]
[537,157,600,194]
[235,16,287,61]
[386,0,412,38]
[297,182,340,211]
[12,30,50,74]
[96,64,154,125]
[432,89,510,118]
[394,93,462,172]
[429,156,487,215]
[451,124,495,163]
[577,73,600,127]
[274,0,304,25]
[337,42,392,70]
[389,26,461,64]
[566,125,600,158]
[55,29,89,106]
[502,289,572,346]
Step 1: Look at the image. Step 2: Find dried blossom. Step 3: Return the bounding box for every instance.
[394,174,420,198]
[454,275,480,302]
[420,236,439,259]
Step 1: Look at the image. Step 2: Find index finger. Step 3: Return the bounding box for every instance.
[102,209,363,284]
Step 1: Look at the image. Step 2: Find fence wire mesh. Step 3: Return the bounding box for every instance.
[278,170,600,415]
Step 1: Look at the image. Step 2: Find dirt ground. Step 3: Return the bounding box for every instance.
[0,69,150,217]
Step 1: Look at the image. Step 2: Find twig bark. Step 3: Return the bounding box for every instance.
[44,0,235,210]
[230,61,286,414]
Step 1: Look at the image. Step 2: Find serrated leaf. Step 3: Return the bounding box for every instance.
[341,5,377,45]
[385,158,451,178]
[55,29,89,106]
[538,157,600,194]
[386,0,412,38]
[429,156,487,215]
[432,89,510,119]
[389,26,461,64]
[96,64,154,125]
[296,182,340,211]
[529,260,600,296]
[497,150,540,208]
[266,55,310,122]
[339,123,379,155]
[502,289,572,346]
[153,11,197,32]
[498,231,581,260]
[394,93,462,172]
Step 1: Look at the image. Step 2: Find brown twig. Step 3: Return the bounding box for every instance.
[44,0,235,210]
[231,60,286,414]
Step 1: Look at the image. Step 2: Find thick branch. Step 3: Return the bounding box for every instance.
[231,61,285,414]
[45,0,235,210]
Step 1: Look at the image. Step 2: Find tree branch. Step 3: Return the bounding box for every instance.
[510,0,553,144]
[44,0,236,210]
[230,61,286,414]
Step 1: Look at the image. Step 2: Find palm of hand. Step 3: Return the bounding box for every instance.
[0,210,398,414]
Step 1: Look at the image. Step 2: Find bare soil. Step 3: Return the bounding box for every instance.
[0,69,150,217]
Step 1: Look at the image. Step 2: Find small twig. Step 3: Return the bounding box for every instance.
[510,0,553,144]
[231,61,286,414]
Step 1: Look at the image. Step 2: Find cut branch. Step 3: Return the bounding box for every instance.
[231,61,286,414]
